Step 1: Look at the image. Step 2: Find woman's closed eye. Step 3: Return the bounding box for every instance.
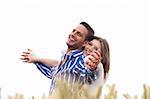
[88,42,92,46]
[94,47,98,51]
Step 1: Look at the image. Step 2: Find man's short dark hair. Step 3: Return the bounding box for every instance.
[80,22,95,41]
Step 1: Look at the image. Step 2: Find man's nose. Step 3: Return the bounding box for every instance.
[71,31,76,37]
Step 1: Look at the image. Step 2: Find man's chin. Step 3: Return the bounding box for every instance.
[66,42,74,47]
[66,43,78,49]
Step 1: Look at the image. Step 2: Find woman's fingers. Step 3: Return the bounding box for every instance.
[90,49,101,64]
[87,61,97,70]
[93,50,101,61]
[89,55,99,65]
[85,55,98,70]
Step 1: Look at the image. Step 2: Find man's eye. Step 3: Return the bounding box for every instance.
[76,32,82,37]
[72,29,76,32]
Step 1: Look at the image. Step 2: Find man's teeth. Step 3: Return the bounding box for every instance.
[70,38,75,41]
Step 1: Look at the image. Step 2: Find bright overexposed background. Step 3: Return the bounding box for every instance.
[0,0,150,98]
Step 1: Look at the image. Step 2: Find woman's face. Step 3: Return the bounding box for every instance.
[84,39,101,56]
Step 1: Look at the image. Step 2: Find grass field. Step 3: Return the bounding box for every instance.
[0,81,150,99]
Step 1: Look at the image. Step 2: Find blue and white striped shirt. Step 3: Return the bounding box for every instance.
[34,50,98,93]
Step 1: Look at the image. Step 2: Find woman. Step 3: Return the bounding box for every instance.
[84,36,110,83]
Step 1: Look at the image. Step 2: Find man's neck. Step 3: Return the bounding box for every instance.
[67,47,82,53]
[67,48,75,53]
[66,48,72,53]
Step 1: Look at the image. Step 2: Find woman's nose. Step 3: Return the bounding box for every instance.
[89,46,94,52]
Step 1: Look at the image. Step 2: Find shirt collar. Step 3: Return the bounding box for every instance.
[71,49,84,57]
[62,49,84,58]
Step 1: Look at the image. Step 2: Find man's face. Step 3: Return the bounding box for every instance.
[66,24,88,50]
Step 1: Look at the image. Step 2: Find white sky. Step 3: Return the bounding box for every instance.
[0,0,150,98]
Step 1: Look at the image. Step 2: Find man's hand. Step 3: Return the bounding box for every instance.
[84,49,101,70]
[20,49,39,63]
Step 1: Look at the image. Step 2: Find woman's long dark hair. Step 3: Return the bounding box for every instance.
[91,36,110,79]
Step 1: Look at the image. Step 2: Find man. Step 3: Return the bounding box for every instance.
[21,22,100,93]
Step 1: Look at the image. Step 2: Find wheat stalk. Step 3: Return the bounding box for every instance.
[1,83,150,99]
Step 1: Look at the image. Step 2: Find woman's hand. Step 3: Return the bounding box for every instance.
[84,49,101,70]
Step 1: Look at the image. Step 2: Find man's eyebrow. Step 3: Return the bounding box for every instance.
[74,29,81,34]
[72,29,82,35]
[72,29,76,32]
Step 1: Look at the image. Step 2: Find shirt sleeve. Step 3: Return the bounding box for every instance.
[33,62,56,79]
[74,57,98,84]
[97,63,104,81]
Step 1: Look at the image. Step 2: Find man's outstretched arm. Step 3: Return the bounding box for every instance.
[34,62,57,79]
[20,49,59,67]
[20,49,59,79]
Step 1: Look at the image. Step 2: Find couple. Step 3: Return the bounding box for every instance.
[21,22,110,94]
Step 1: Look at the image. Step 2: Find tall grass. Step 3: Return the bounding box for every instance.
[0,82,150,99]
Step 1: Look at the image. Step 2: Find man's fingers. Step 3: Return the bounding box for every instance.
[23,60,27,63]
[20,57,26,60]
[21,54,28,57]
[23,60,29,63]
[22,58,30,63]
[21,54,29,59]
[20,57,29,60]
[23,52,30,54]
[27,49,32,52]
[20,49,33,63]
